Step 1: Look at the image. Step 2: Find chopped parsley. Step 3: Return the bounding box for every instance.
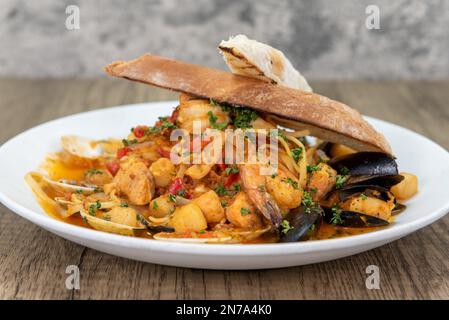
[120,202,129,207]
[271,173,278,179]
[207,111,227,130]
[214,184,228,196]
[233,183,241,192]
[281,220,294,234]
[340,166,350,175]
[168,194,177,202]
[85,168,103,176]
[88,200,101,216]
[225,166,239,175]
[269,130,287,140]
[199,229,206,234]
[240,208,251,216]
[213,100,259,129]
[330,205,343,225]
[360,193,368,200]
[302,191,314,207]
[122,138,138,146]
[283,178,299,190]
[306,165,320,173]
[152,201,158,209]
[75,189,83,194]
[335,175,347,189]
[291,148,303,162]
[176,189,187,197]
[147,117,178,134]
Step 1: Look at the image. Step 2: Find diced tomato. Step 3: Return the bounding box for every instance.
[117,147,130,159]
[133,125,148,138]
[168,177,191,199]
[106,161,120,176]
[217,163,226,170]
[157,147,171,158]
[224,173,240,187]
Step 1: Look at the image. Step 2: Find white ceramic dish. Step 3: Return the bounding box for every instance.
[0,102,448,270]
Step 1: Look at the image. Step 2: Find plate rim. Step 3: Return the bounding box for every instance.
[1,101,449,256]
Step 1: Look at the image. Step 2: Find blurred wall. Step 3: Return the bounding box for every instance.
[1,0,448,79]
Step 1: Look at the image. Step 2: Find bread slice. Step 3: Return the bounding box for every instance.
[219,34,313,92]
[104,54,392,154]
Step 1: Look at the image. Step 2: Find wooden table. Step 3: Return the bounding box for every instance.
[0,79,448,300]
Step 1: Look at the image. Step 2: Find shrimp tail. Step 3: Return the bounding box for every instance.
[247,189,282,228]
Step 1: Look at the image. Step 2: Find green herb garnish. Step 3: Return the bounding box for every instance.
[335,175,347,189]
[240,208,251,216]
[225,166,239,176]
[207,111,227,130]
[291,148,303,162]
[281,220,294,234]
[85,168,103,176]
[214,184,228,196]
[88,200,101,216]
[330,205,343,225]
[306,165,320,173]
[283,178,299,190]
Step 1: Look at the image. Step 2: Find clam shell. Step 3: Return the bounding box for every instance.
[79,209,146,236]
[61,135,102,159]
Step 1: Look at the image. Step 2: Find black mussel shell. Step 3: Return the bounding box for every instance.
[148,225,175,233]
[137,214,175,233]
[345,174,404,189]
[322,207,389,227]
[279,205,323,243]
[392,203,406,215]
[317,141,334,155]
[328,152,398,176]
[329,184,393,202]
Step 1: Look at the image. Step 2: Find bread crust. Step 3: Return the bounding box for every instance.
[104,54,392,155]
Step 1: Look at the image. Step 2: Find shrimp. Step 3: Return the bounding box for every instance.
[177,98,230,133]
[239,164,282,228]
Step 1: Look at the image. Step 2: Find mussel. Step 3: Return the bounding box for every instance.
[328,152,398,176]
[279,205,322,242]
[322,207,389,227]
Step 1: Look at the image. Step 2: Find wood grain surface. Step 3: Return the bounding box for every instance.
[0,78,448,300]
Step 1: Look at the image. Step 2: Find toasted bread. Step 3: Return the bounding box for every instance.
[105,54,392,154]
[219,34,313,92]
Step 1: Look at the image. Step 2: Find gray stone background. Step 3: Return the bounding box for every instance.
[1,0,448,79]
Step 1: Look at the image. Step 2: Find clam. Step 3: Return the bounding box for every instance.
[136,214,175,233]
[42,175,97,194]
[79,209,146,236]
[279,205,322,242]
[61,135,103,159]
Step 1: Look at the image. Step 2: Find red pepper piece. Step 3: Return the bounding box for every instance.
[133,125,148,138]
[224,173,240,187]
[106,161,120,176]
[117,147,130,159]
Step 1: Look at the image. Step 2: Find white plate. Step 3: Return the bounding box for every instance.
[0,102,448,270]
